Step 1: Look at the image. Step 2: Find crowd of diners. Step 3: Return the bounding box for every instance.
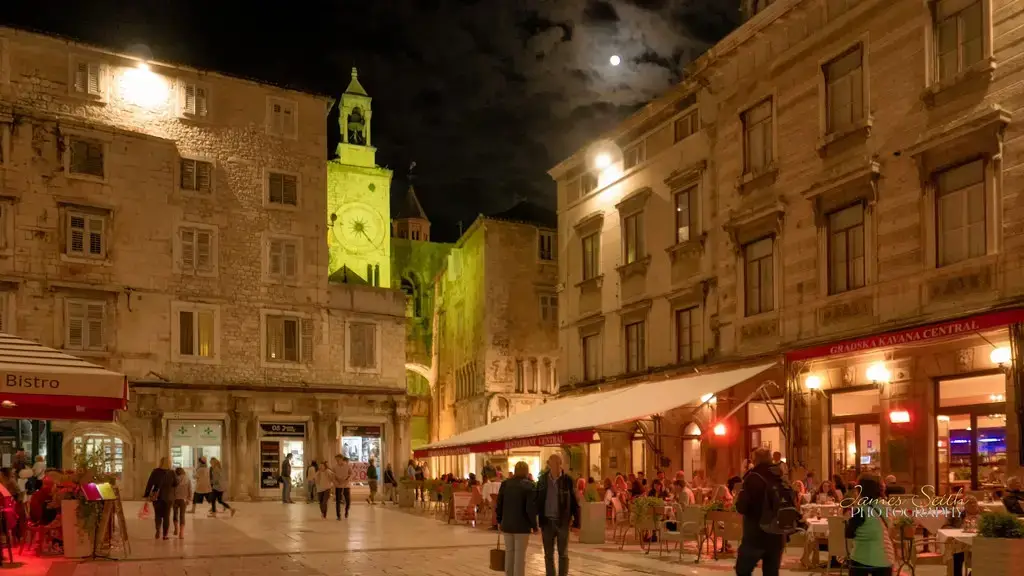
[0,450,90,555]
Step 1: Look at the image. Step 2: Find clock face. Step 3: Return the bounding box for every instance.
[333,202,386,256]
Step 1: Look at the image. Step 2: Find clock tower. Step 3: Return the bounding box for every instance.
[327,67,393,287]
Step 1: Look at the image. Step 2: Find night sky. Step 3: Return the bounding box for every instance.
[2,0,740,241]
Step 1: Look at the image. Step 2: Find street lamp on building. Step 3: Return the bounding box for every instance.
[804,374,822,390]
[866,362,890,386]
[713,423,727,436]
[990,346,1011,367]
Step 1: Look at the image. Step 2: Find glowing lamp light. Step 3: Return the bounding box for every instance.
[847,442,856,455]
[0,400,15,409]
[700,393,716,404]
[712,423,727,436]
[593,153,612,170]
[609,54,621,66]
[866,362,891,384]
[889,410,911,424]
[937,415,950,422]
[121,63,168,109]
[804,375,822,390]
[990,394,1005,402]
[991,347,1011,366]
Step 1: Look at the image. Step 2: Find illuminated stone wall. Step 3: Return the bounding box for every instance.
[327,160,392,287]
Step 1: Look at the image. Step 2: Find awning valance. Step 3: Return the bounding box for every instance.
[414,362,778,458]
[0,334,128,421]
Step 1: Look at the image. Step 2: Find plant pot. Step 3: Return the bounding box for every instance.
[579,501,606,544]
[898,524,915,540]
[398,486,416,508]
[971,537,1024,576]
[61,500,95,559]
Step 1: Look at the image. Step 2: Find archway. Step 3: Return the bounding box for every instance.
[63,421,135,498]
[400,273,421,318]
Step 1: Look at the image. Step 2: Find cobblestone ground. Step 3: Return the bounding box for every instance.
[5,502,946,576]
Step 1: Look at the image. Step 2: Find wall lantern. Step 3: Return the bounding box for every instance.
[804,374,822,390]
[990,346,1011,367]
[889,410,911,424]
[866,362,891,385]
[713,423,727,436]
[121,61,169,109]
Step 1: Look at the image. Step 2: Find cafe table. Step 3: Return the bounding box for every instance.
[937,529,975,576]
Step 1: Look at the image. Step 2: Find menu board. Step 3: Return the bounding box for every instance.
[260,440,280,489]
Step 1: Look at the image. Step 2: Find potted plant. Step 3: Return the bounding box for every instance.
[60,448,116,558]
[971,511,1024,575]
[578,485,606,544]
[893,515,916,540]
[397,476,417,508]
[629,496,664,529]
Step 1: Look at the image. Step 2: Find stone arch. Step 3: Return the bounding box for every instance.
[63,420,135,498]
[405,362,431,381]
[399,272,422,318]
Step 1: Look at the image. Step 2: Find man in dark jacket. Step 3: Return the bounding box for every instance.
[536,454,579,576]
[735,448,789,576]
[281,453,294,504]
[497,462,537,576]
[144,457,177,540]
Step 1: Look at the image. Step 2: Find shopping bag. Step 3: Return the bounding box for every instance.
[137,501,151,520]
[489,530,505,571]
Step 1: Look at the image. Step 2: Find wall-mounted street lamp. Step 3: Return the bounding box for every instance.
[713,423,727,436]
[866,362,891,386]
[990,346,1011,367]
[804,374,822,390]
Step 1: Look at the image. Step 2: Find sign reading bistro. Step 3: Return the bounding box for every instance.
[787,308,1024,362]
[413,429,595,459]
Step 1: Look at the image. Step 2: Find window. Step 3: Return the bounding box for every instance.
[181,82,209,117]
[265,315,312,363]
[674,110,699,142]
[268,98,297,138]
[179,227,215,274]
[936,159,986,267]
[582,334,600,381]
[72,61,101,97]
[581,232,600,280]
[0,203,9,251]
[744,237,774,316]
[539,231,555,261]
[65,211,106,259]
[268,238,299,281]
[828,204,866,294]
[180,159,212,193]
[580,172,598,195]
[824,45,864,134]
[65,300,105,351]
[515,359,525,393]
[743,99,773,174]
[623,142,646,169]
[674,187,697,244]
[348,322,377,369]
[412,230,419,240]
[268,172,298,206]
[625,321,646,372]
[68,138,104,178]
[540,294,557,323]
[177,307,215,359]
[935,0,984,82]
[675,307,700,363]
[623,213,643,264]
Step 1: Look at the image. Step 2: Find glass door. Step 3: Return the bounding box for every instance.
[937,374,1008,492]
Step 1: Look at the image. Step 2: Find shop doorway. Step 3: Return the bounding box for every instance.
[936,373,1008,493]
[169,421,223,484]
[681,423,702,481]
[340,425,382,485]
[746,398,785,457]
[828,386,881,483]
[259,422,306,495]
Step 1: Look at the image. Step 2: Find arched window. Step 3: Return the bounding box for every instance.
[400,275,421,318]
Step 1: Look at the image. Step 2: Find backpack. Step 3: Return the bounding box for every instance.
[751,472,801,535]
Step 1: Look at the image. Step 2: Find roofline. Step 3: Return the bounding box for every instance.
[0,25,335,101]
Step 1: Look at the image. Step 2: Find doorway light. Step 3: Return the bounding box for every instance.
[990,346,1011,366]
[889,410,911,424]
[866,362,891,385]
[804,374,822,390]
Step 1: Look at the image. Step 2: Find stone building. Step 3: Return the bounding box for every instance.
[548,0,1024,490]
[0,27,410,499]
[429,202,560,478]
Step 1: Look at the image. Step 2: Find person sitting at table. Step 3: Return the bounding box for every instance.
[805,471,818,494]
[670,479,696,505]
[793,480,809,504]
[690,469,707,490]
[883,475,906,496]
[647,478,669,499]
[1002,476,1024,514]
[810,480,842,504]
[844,475,895,576]
[832,474,848,496]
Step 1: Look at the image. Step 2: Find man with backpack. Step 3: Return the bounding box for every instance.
[735,448,801,576]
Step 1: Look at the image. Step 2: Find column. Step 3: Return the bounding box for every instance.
[229,396,256,500]
[314,400,339,461]
[395,408,411,472]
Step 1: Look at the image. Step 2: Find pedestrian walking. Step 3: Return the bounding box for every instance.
[190,457,211,514]
[209,457,235,517]
[735,448,800,576]
[172,467,191,538]
[281,453,295,503]
[366,458,378,504]
[315,460,335,518]
[496,461,537,576]
[143,457,177,540]
[383,463,398,504]
[331,454,352,519]
[536,454,578,576]
[306,461,319,503]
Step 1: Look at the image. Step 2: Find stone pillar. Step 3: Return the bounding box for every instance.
[229,396,256,500]
[395,405,411,471]
[315,399,339,461]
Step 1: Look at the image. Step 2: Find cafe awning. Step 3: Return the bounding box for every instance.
[0,333,128,421]
[414,362,778,458]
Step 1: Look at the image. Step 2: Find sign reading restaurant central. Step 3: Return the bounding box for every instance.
[413,430,595,459]
[788,308,1024,361]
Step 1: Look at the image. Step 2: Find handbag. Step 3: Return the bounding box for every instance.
[489,530,505,571]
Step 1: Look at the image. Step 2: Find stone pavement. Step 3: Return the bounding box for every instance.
[4,501,946,576]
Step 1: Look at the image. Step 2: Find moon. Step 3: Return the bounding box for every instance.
[609,54,621,66]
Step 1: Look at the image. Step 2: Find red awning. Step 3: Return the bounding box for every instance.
[0,334,128,422]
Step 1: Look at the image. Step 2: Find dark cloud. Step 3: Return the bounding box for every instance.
[2,0,739,240]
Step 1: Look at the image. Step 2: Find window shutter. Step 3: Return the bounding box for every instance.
[184,84,196,115]
[180,228,195,269]
[197,161,212,192]
[300,318,314,363]
[196,87,208,116]
[283,318,299,362]
[282,175,298,206]
[268,173,283,204]
[283,105,295,137]
[85,303,104,350]
[179,310,194,356]
[68,215,85,255]
[67,301,85,348]
[196,230,212,271]
[269,240,282,275]
[87,63,100,95]
[266,316,282,360]
[74,62,88,93]
[181,159,196,189]
[283,242,297,278]
[272,103,283,134]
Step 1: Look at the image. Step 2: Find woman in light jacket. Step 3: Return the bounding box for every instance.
[315,461,335,519]
[190,457,212,514]
[209,458,235,517]
[306,461,319,503]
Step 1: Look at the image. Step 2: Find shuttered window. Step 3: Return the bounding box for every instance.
[268,172,298,206]
[266,315,313,363]
[66,300,105,351]
[179,227,215,273]
[268,99,297,138]
[66,211,106,258]
[180,159,212,192]
[268,238,299,280]
[73,61,102,96]
[182,83,209,116]
[178,308,215,358]
[349,322,377,369]
[68,138,104,178]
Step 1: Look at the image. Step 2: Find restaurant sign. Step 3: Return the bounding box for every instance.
[787,308,1024,361]
[413,429,595,459]
[259,422,306,438]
